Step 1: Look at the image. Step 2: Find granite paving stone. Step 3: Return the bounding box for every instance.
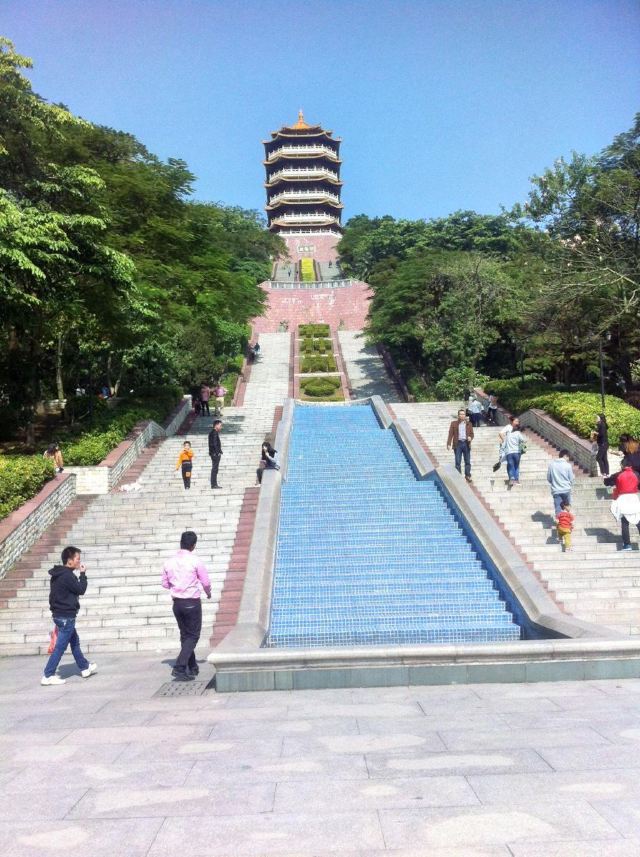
[366,748,553,778]
[588,798,640,836]
[186,754,369,784]
[4,654,640,855]
[273,774,479,812]
[4,760,195,792]
[66,782,275,818]
[209,715,360,738]
[378,801,622,849]
[281,731,447,756]
[0,788,89,821]
[147,811,385,856]
[0,818,164,857]
[467,769,640,805]
[508,840,640,856]
[537,744,640,771]
[438,726,610,751]
[117,736,284,764]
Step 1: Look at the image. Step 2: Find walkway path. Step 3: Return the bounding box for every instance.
[395,401,640,637]
[2,652,640,856]
[0,333,291,657]
[338,331,397,401]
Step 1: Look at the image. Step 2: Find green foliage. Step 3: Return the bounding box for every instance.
[487,378,640,445]
[300,337,332,354]
[300,355,337,373]
[0,454,54,519]
[0,37,280,428]
[63,392,181,465]
[434,367,490,401]
[338,211,522,280]
[298,324,330,337]
[300,376,342,399]
[366,250,518,388]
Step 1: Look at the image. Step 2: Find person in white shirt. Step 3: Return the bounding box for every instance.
[468,397,484,428]
[499,417,525,486]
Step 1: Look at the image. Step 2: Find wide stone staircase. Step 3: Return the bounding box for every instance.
[0,333,291,656]
[267,403,519,647]
[395,401,640,637]
[337,331,398,402]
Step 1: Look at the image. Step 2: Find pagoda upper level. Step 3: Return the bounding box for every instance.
[263,112,343,236]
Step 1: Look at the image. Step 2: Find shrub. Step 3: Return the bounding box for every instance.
[301,376,342,398]
[0,455,55,519]
[300,355,337,373]
[299,323,330,337]
[487,378,640,445]
[435,367,490,402]
[64,393,183,466]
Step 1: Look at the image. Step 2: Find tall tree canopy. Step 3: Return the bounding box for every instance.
[338,116,640,397]
[0,37,282,420]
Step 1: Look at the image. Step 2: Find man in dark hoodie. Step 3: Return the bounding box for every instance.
[41,546,96,686]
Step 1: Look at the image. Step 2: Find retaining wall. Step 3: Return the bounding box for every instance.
[0,396,191,578]
[474,389,596,474]
[0,474,77,581]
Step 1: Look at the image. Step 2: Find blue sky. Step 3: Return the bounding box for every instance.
[4,0,639,222]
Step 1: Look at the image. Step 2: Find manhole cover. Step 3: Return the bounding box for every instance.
[154,680,212,697]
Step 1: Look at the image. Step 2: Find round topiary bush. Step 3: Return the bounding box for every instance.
[302,377,342,397]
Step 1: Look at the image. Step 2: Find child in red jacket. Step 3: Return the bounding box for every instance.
[556,500,574,552]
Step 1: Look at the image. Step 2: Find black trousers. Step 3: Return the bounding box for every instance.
[210,454,221,487]
[181,461,192,489]
[596,445,609,476]
[201,400,210,415]
[621,516,640,546]
[172,598,202,670]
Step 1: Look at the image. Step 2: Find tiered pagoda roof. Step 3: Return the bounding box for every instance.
[263,112,343,235]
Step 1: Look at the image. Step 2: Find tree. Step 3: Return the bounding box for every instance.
[513,114,640,386]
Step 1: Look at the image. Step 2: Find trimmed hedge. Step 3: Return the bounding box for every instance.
[300,376,342,398]
[300,355,337,373]
[301,338,332,354]
[0,455,55,519]
[487,378,640,445]
[299,323,330,337]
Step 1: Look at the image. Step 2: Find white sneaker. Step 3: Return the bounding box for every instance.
[41,675,66,686]
[81,663,97,678]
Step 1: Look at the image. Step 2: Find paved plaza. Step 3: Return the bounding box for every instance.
[0,654,640,855]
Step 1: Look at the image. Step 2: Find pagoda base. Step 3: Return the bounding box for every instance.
[280,232,340,263]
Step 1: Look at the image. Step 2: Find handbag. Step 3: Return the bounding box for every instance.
[47,626,58,654]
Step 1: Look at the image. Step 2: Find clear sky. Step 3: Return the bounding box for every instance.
[3,0,639,222]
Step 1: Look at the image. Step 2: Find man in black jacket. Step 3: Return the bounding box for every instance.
[208,419,223,489]
[41,546,96,686]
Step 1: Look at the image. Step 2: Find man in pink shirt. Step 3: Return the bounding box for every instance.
[161,531,211,681]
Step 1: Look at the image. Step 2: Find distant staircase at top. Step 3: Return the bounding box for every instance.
[299,257,315,282]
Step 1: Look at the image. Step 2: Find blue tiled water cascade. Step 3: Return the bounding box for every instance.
[265,403,521,648]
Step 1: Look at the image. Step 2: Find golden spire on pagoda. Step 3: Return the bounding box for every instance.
[292,109,310,130]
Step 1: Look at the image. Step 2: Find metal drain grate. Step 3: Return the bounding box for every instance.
[154,679,212,697]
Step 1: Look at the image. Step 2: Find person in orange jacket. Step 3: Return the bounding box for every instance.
[176,441,194,490]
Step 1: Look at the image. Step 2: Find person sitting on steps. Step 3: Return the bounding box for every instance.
[43,442,64,474]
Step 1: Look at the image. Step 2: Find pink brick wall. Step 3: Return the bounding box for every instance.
[252,280,371,333]
[282,234,340,262]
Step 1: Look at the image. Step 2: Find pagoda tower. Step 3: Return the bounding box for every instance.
[263,111,343,237]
